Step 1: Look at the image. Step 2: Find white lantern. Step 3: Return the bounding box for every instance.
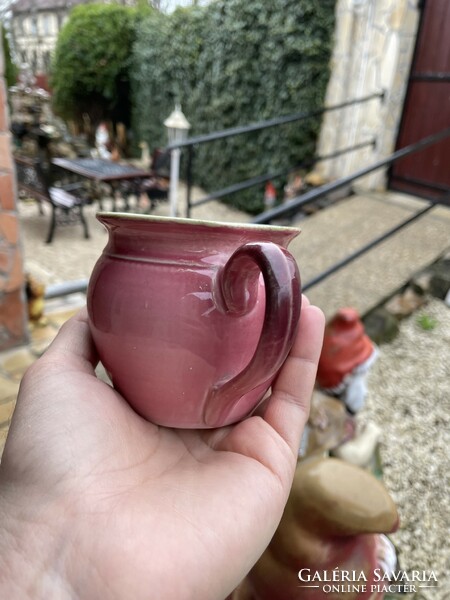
[164,105,191,217]
[164,104,191,146]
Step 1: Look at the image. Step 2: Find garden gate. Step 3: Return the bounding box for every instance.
[389,0,450,205]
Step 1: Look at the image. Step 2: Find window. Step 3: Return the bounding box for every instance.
[42,14,51,36]
[16,17,24,35]
[44,51,51,72]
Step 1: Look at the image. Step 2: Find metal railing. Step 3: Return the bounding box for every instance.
[190,140,375,210]
[251,126,450,291]
[44,120,450,301]
[167,92,385,218]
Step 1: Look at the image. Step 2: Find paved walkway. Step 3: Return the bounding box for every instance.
[19,185,450,318]
[0,296,83,455]
[288,189,450,318]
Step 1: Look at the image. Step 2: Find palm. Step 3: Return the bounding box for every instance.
[1,304,324,600]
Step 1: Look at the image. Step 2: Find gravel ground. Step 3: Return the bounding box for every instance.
[362,298,450,600]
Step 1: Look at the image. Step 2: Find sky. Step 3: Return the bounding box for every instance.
[0,0,212,18]
[164,0,210,8]
[0,0,12,19]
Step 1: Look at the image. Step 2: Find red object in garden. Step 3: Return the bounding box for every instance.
[264,181,277,209]
[317,307,374,389]
[35,73,51,92]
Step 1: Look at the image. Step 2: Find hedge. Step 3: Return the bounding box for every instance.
[51,3,150,130]
[131,0,335,213]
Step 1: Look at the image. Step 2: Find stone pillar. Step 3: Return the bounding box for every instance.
[0,44,28,351]
[317,0,420,190]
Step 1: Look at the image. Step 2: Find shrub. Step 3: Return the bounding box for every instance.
[51,3,151,131]
[131,0,335,213]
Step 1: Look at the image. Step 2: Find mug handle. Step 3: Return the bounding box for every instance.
[204,242,301,427]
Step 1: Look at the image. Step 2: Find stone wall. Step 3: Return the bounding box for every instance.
[317,0,420,190]
[0,45,28,351]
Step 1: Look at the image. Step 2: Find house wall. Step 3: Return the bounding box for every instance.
[12,9,66,76]
[10,1,143,79]
[317,0,420,190]
[0,44,28,352]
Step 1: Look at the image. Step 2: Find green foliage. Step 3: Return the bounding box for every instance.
[130,7,205,148]
[416,314,438,331]
[50,0,335,213]
[131,0,335,213]
[2,25,18,88]
[51,3,151,128]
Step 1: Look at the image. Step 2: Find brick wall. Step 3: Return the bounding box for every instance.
[0,44,28,351]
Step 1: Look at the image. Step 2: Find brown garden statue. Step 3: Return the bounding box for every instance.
[231,457,399,600]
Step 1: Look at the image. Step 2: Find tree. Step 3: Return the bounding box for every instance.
[51,3,150,132]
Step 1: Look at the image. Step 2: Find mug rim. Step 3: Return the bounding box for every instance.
[96,211,300,235]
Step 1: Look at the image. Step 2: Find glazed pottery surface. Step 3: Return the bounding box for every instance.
[87,213,301,428]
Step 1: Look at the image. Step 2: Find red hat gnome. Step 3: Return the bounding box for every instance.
[316,308,378,414]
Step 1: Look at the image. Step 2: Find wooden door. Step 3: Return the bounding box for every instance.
[389,0,450,205]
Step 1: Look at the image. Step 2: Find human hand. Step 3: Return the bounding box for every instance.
[0,298,324,600]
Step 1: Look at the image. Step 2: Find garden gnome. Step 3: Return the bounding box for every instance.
[316,308,378,414]
[299,390,382,468]
[25,273,46,323]
[95,122,111,159]
[333,420,382,468]
[264,181,277,210]
[298,390,354,458]
[233,457,399,600]
[284,172,304,201]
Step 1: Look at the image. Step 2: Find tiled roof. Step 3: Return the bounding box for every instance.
[11,0,91,14]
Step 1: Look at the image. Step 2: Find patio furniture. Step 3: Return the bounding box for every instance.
[52,157,154,211]
[138,148,170,211]
[15,155,90,244]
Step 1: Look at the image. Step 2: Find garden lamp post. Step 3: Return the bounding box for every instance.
[164,105,191,217]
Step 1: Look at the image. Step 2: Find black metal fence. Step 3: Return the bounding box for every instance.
[168,92,385,218]
[251,126,450,291]
[45,115,450,300]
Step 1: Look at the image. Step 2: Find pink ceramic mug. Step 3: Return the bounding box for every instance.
[87,213,301,428]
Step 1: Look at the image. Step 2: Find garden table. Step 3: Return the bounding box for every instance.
[52,157,152,211]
